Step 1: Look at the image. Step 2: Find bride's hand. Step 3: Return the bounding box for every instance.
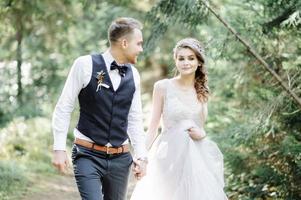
[132,159,147,180]
[187,127,206,140]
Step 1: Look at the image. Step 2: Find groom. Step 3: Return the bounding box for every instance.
[52,17,148,200]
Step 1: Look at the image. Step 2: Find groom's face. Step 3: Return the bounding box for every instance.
[123,28,143,64]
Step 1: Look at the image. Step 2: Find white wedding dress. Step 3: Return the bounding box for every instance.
[130,79,228,200]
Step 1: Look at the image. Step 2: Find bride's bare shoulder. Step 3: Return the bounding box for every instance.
[153,78,171,93]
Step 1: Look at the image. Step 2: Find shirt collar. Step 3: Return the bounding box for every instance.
[102,50,129,70]
[102,50,115,72]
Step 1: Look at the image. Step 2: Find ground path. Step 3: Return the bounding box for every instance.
[21,172,137,200]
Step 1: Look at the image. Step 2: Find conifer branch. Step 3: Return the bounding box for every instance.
[198,0,301,109]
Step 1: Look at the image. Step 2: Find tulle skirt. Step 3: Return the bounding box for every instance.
[130,120,228,200]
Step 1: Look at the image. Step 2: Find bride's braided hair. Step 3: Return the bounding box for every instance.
[173,38,209,102]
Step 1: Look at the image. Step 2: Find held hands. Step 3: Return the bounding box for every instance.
[132,158,147,180]
[52,150,69,174]
[187,127,206,140]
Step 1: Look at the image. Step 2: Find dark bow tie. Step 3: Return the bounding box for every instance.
[110,61,127,77]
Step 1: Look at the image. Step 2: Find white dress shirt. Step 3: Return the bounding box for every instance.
[52,50,147,159]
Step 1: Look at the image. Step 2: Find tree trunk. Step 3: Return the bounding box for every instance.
[16,17,23,105]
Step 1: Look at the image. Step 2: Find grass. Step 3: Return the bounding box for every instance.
[0,160,27,200]
[0,116,62,199]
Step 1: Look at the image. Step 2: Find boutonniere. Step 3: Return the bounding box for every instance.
[96,70,110,92]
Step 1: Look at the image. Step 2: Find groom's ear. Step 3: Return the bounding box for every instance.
[120,38,128,49]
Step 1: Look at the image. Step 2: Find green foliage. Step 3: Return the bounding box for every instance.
[0,161,27,200]
[1,117,52,163]
[0,116,64,197]
[144,0,209,54]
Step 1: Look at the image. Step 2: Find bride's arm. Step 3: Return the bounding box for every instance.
[201,102,208,126]
[145,81,165,150]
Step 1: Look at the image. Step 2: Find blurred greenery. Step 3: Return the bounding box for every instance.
[0,160,27,200]
[1,0,301,199]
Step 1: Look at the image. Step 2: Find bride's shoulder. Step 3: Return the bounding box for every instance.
[153,78,170,90]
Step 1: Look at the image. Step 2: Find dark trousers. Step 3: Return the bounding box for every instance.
[72,144,133,200]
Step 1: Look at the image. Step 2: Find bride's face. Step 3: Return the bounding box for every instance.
[175,48,199,76]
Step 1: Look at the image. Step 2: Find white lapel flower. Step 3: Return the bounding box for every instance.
[96,70,110,92]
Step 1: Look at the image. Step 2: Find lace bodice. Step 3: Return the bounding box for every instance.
[161,79,207,132]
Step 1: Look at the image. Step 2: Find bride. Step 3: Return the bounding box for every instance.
[130,38,228,200]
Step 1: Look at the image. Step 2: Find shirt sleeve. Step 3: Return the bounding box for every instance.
[127,66,148,159]
[52,56,90,150]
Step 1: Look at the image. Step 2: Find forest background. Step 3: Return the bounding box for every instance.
[0,0,300,199]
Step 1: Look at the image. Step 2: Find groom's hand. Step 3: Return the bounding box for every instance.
[52,150,69,174]
[132,159,147,180]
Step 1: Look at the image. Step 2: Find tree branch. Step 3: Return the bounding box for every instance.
[198,0,301,109]
[263,7,296,33]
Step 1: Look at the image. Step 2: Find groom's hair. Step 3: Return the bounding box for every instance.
[108,17,142,44]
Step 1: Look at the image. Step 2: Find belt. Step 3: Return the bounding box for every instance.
[74,138,130,155]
